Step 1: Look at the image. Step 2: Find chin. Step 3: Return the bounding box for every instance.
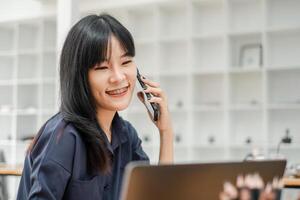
[111,101,131,111]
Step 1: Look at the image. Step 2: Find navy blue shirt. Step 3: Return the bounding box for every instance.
[17,113,149,200]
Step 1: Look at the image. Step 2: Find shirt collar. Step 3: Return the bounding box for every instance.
[99,112,128,154]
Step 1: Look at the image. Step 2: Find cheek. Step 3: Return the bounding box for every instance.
[127,67,137,84]
[88,73,106,96]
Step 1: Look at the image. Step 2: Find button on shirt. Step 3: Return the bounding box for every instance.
[17,113,149,200]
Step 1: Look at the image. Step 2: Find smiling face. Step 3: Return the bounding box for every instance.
[88,35,137,113]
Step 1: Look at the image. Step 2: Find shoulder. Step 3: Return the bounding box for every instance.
[30,113,84,172]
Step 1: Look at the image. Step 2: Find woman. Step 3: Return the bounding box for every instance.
[17,14,173,200]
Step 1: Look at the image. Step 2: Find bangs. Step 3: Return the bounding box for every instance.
[83,14,135,69]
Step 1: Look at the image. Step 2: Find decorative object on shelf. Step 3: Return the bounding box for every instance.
[243,146,265,161]
[239,43,263,68]
[276,128,292,156]
[250,99,258,105]
[281,128,292,144]
[245,136,252,144]
[143,135,150,143]
[208,135,215,144]
[175,134,181,143]
[285,163,300,178]
[176,100,183,108]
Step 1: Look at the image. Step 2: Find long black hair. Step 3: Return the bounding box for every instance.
[60,14,135,174]
[27,14,135,174]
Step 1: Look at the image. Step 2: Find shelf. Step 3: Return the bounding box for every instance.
[229,33,263,68]
[191,0,225,36]
[230,110,264,145]
[42,52,56,78]
[18,22,40,51]
[267,30,300,67]
[159,40,188,73]
[193,104,223,112]
[135,42,157,75]
[16,108,38,116]
[192,37,225,71]
[159,76,188,109]
[229,104,262,111]
[41,82,56,110]
[229,71,262,105]
[17,84,38,110]
[229,67,262,73]
[268,69,300,104]
[43,19,56,50]
[266,0,300,29]
[158,3,187,39]
[0,85,13,112]
[17,54,39,79]
[0,25,15,52]
[127,112,158,145]
[0,55,14,81]
[16,115,37,141]
[268,103,300,110]
[127,7,155,41]
[192,74,224,107]
[0,115,12,140]
[0,145,13,164]
[266,65,300,71]
[172,111,188,146]
[193,111,224,146]
[192,146,227,162]
[268,110,300,145]
[228,0,263,32]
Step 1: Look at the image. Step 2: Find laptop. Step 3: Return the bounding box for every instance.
[120,159,286,200]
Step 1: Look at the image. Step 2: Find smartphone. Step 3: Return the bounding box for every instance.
[136,68,160,121]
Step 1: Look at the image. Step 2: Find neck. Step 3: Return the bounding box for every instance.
[96,109,116,142]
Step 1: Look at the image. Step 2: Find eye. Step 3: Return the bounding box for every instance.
[95,66,108,70]
[122,60,132,66]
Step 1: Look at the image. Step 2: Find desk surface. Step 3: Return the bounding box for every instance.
[283,177,300,188]
[0,164,300,187]
[0,164,22,176]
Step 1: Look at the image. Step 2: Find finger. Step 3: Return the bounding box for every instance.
[144,87,164,97]
[141,76,160,88]
[148,96,163,105]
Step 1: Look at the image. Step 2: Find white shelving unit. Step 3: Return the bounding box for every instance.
[89,0,300,164]
[0,16,57,199]
[0,0,300,197]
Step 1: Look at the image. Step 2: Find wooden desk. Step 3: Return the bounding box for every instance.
[0,164,22,176]
[283,177,300,188]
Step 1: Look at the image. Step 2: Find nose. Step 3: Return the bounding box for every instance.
[109,67,125,83]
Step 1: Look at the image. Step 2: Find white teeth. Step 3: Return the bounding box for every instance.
[107,87,128,95]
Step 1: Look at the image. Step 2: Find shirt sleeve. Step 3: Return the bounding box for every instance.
[27,158,71,200]
[127,122,150,162]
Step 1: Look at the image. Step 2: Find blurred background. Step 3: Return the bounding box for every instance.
[0,0,300,199]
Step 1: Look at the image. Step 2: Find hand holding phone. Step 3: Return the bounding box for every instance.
[136,68,160,121]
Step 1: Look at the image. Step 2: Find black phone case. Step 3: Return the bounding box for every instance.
[136,69,159,121]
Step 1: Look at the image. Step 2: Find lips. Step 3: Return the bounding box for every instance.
[106,86,129,96]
